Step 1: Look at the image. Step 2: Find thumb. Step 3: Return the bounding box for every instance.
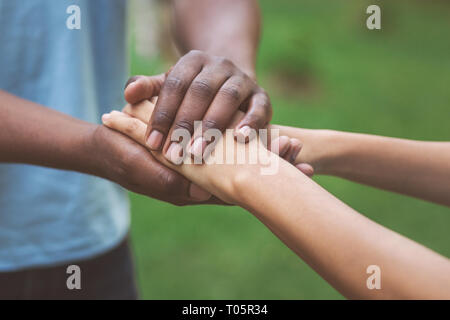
[124,73,166,104]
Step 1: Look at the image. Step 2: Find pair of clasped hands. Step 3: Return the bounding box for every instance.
[102,53,313,206]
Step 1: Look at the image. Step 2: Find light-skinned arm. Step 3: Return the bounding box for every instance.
[272,125,450,207]
[102,100,450,299]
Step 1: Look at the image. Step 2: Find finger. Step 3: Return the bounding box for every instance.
[188,75,253,159]
[235,91,272,140]
[188,183,212,201]
[102,111,212,202]
[283,138,303,164]
[122,101,156,123]
[103,110,182,171]
[102,111,147,145]
[203,196,231,206]
[103,110,185,172]
[269,136,291,157]
[146,58,203,151]
[163,67,230,163]
[296,163,315,177]
[124,74,166,104]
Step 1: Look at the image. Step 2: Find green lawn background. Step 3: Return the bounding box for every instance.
[129,0,450,299]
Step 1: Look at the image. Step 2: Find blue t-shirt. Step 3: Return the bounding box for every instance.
[0,0,131,271]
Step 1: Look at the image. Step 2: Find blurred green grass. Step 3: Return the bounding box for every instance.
[129,0,450,299]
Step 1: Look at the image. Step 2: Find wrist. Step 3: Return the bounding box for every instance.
[206,47,256,80]
[313,130,349,176]
[229,155,281,206]
[196,138,276,205]
[87,124,117,180]
[239,62,257,80]
[268,125,342,175]
[51,120,103,176]
[230,157,295,209]
[229,164,260,206]
[304,129,342,175]
[197,162,260,205]
[232,58,256,80]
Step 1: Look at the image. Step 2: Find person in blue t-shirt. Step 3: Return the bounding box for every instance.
[0,0,271,299]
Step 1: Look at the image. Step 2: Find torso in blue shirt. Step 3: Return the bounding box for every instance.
[0,0,131,271]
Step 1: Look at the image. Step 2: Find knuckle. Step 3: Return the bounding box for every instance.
[164,77,186,92]
[245,113,260,125]
[259,91,271,105]
[262,98,273,120]
[187,49,204,59]
[240,72,249,81]
[173,118,194,134]
[190,79,215,98]
[203,119,219,130]
[216,56,232,67]
[159,170,183,197]
[256,92,273,119]
[124,118,141,134]
[245,112,267,128]
[121,104,133,115]
[220,85,241,103]
[152,110,173,127]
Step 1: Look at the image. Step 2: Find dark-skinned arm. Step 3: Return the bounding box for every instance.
[172,0,260,78]
[0,90,212,205]
[124,0,270,166]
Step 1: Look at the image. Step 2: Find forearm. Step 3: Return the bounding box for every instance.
[272,125,450,207]
[232,161,450,299]
[101,103,450,298]
[0,90,100,175]
[171,0,261,77]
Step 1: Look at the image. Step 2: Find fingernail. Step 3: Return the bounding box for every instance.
[239,126,252,137]
[189,137,205,159]
[101,113,111,123]
[290,139,302,163]
[291,148,301,163]
[165,142,184,165]
[189,184,212,201]
[146,130,164,150]
[280,143,290,158]
[126,82,137,91]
